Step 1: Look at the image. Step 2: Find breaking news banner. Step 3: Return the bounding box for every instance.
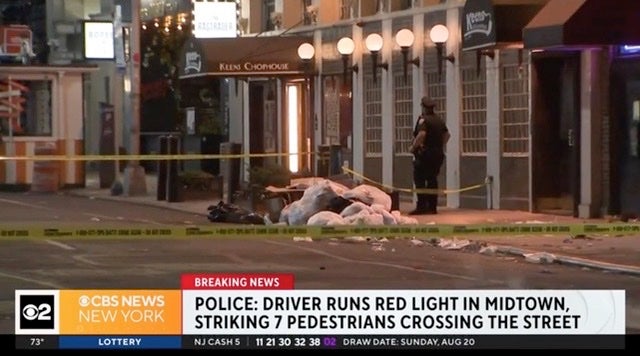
[12,273,629,351]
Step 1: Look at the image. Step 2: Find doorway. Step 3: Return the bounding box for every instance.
[248,80,278,170]
[248,83,265,169]
[283,80,312,174]
[617,81,640,215]
[531,53,581,216]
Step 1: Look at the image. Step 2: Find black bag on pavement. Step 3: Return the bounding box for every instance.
[207,201,266,225]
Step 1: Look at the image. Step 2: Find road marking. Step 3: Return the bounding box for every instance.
[72,255,102,266]
[82,213,164,225]
[134,218,164,225]
[0,198,56,211]
[82,212,119,220]
[0,271,64,289]
[264,240,505,285]
[45,239,76,251]
[81,213,163,225]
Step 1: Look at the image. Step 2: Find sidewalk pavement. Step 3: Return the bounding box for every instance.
[65,171,640,275]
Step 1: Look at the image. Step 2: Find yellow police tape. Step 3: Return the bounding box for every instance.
[0,151,318,162]
[0,223,638,240]
[0,152,486,195]
[341,166,487,195]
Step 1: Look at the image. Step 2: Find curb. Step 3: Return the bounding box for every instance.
[494,246,640,276]
[66,190,209,217]
[63,190,640,276]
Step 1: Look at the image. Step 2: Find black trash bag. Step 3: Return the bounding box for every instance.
[325,195,355,214]
[207,201,266,225]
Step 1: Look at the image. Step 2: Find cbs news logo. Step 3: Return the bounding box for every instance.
[15,290,60,335]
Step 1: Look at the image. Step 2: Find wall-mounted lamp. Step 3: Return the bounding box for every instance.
[429,24,455,78]
[337,37,359,83]
[476,49,495,77]
[395,29,420,82]
[297,42,316,75]
[365,33,388,84]
[478,49,495,60]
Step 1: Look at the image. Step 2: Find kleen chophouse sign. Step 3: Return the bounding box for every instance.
[461,0,497,51]
[218,62,290,73]
[182,49,295,76]
[184,51,202,74]
[465,10,492,37]
[179,37,312,77]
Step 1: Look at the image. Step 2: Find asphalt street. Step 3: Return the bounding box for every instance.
[0,192,638,334]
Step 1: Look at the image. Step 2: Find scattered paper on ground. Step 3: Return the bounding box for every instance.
[410,239,425,247]
[292,236,313,242]
[438,238,471,250]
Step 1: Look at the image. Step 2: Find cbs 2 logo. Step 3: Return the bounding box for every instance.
[22,303,52,321]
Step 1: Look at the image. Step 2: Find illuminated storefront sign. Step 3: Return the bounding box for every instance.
[620,45,640,55]
[179,37,312,78]
[193,2,237,38]
[218,62,291,72]
[83,22,115,60]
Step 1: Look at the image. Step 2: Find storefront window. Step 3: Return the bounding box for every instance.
[501,52,530,156]
[323,76,340,145]
[461,53,487,156]
[262,0,275,31]
[0,79,52,137]
[340,0,353,19]
[364,74,382,156]
[393,72,412,155]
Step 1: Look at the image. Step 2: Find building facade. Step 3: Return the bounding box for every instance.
[222,0,640,218]
[0,0,98,189]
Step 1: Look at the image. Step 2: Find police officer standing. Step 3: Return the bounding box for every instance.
[409,96,450,215]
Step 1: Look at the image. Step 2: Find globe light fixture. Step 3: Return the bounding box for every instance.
[297,42,315,61]
[429,24,455,78]
[337,37,358,82]
[337,37,355,56]
[365,33,387,83]
[395,29,420,82]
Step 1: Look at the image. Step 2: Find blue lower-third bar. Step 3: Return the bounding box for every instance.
[58,336,182,349]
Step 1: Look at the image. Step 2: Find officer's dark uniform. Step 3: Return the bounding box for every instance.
[412,104,448,214]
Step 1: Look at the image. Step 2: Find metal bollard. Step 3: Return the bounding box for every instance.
[485,175,494,210]
[317,145,330,177]
[329,144,342,176]
[157,135,168,201]
[167,135,180,202]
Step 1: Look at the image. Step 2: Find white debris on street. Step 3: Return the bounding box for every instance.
[292,236,313,242]
[371,243,386,252]
[523,252,556,264]
[271,179,424,242]
[479,245,498,255]
[409,238,425,247]
[437,238,471,250]
[276,179,420,227]
[343,236,368,242]
[514,220,549,224]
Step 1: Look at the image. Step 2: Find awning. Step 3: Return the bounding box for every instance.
[178,36,314,79]
[523,0,640,49]
[461,0,541,51]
